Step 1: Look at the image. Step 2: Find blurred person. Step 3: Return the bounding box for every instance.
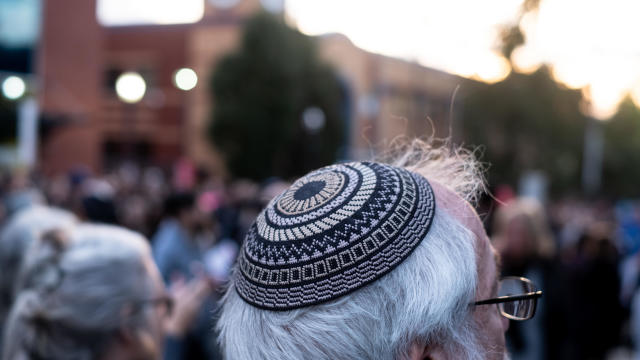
[492,199,555,267]
[213,178,288,247]
[564,226,623,360]
[215,179,262,245]
[491,199,557,360]
[153,193,222,359]
[140,167,171,236]
[44,174,73,209]
[3,224,162,360]
[2,169,44,217]
[80,178,118,224]
[2,224,212,360]
[153,192,207,282]
[172,158,196,192]
[117,162,143,194]
[218,140,543,360]
[631,279,640,360]
[119,193,153,236]
[618,201,640,306]
[0,205,77,346]
[142,167,169,200]
[163,275,212,360]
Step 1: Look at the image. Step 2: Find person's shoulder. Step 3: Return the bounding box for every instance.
[152,221,182,258]
[153,219,180,242]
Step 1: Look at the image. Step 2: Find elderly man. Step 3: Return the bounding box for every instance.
[0,205,77,346]
[218,142,542,360]
[3,224,212,360]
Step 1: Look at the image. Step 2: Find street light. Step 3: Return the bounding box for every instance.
[2,76,26,100]
[115,72,146,103]
[302,107,325,134]
[114,72,146,164]
[173,68,198,91]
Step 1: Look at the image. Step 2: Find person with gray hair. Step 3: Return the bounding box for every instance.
[2,224,212,360]
[218,140,543,360]
[0,206,77,335]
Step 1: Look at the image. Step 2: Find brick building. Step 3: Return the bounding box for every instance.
[38,0,471,175]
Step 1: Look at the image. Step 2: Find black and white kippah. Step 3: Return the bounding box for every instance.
[234,161,436,310]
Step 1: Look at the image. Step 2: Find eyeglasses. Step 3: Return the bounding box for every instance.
[473,276,542,321]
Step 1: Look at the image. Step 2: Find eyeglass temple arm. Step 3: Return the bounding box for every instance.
[474,290,543,306]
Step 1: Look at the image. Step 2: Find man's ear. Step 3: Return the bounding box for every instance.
[117,305,136,344]
[116,305,151,349]
[116,321,157,357]
[407,342,448,360]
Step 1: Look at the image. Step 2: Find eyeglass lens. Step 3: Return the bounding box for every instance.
[498,277,537,320]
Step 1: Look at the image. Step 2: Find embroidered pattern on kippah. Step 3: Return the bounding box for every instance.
[234,162,436,310]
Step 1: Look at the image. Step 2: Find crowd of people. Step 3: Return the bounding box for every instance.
[0,160,290,360]
[484,196,629,359]
[0,152,638,359]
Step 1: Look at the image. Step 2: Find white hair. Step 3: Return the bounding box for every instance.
[387,137,486,205]
[2,224,156,360]
[0,206,77,325]
[217,140,487,360]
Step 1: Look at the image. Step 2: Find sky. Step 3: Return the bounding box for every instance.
[97,0,640,119]
[512,0,640,119]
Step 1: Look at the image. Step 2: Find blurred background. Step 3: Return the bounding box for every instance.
[1,0,640,359]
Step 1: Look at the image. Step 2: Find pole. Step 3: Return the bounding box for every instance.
[17,97,38,168]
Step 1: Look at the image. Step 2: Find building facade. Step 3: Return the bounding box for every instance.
[38,0,472,175]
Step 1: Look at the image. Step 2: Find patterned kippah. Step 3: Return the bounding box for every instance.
[234,161,436,310]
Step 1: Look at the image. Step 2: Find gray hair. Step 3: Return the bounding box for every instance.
[217,140,487,359]
[0,206,77,325]
[2,224,156,360]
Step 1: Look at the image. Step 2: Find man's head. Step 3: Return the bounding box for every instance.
[0,205,77,325]
[218,142,512,360]
[164,192,202,233]
[3,224,168,360]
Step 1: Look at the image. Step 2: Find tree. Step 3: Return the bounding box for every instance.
[208,12,345,181]
[602,98,640,198]
[497,0,541,61]
[462,67,587,195]
[483,0,640,198]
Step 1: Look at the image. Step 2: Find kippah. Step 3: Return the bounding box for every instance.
[234,162,436,310]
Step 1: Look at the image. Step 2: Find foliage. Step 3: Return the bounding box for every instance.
[490,0,640,199]
[602,98,640,198]
[497,0,540,60]
[208,12,345,181]
[462,67,587,195]
[498,25,524,61]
